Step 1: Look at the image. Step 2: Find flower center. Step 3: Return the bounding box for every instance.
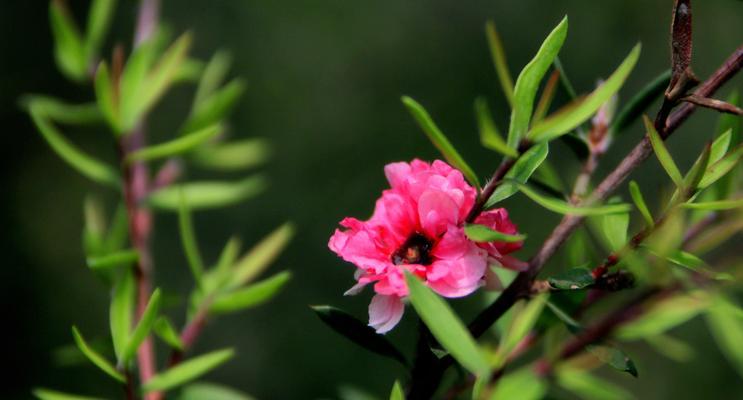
[392,232,434,265]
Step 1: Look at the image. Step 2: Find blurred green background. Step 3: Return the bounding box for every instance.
[1,0,742,398]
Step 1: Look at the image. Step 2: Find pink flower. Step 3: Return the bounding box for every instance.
[329,159,522,333]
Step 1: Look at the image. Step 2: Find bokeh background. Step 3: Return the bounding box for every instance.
[2,0,742,398]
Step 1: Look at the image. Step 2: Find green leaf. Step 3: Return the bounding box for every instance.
[119,38,158,131]
[528,44,641,142]
[601,209,629,252]
[548,268,594,290]
[493,294,548,368]
[714,91,741,199]
[389,381,405,400]
[142,348,235,393]
[194,51,234,108]
[86,249,139,271]
[311,305,408,367]
[20,95,101,125]
[229,223,294,288]
[616,293,709,340]
[401,96,480,186]
[646,334,694,362]
[178,190,205,287]
[71,326,125,382]
[464,223,526,243]
[84,0,117,61]
[138,33,193,127]
[405,273,490,375]
[191,138,271,171]
[507,16,568,148]
[28,103,120,188]
[556,367,634,400]
[489,367,546,400]
[110,270,135,361]
[485,20,514,106]
[645,115,684,187]
[121,288,162,364]
[179,382,256,400]
[485,142,549,207]
[629,181,654,228]
[682,198,743,210]
[183,79,246,134]
[33,388,105,400]
[611,69,671,134]
[49,0,86,81]
[512,180,632,216]
[705,295,743,378]
[147,175,267,211]
[210,271,291,314]
[698,144,743,189]
[94,62,120,131]
[586,344,638,377]
[153,316,184,350]
[664,249,706,270]
[681,142,712,193]
[475,97,518,157]
[126,124,223,163]
[532,70,560,122]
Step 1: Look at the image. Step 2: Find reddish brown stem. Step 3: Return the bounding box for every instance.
[168,306,209,367]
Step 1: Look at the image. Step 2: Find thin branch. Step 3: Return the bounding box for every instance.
[682,94,743,115]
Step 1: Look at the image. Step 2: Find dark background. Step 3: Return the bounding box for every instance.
[1,0,742,398]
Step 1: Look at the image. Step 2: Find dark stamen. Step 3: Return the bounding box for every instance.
[392,233,434,265]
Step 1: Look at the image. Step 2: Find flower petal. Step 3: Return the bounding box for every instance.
[368,294,405,334]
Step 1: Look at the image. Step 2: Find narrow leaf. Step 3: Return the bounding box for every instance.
[489,368,546,400]
[629,181,654,228]
[33,388,104,400]
[147,175,267,211]
[486,142,549,206]
[698,145,743,189]
[587,344,638,377]
[682,198,743,210]
[533,70,561,122]
[87,249,138,271]
[49,0,86,81]
[616,293,708,340]
[507,16,568,148]
[389,381,405,400]
[110,270,134,361]
[84,0,117,61]
[178,191,205,286]
[126,124,222,163]
[194,50,233,108]
[229,223,294,288]
[121,288,162,364]
[494,294,548,368]
[475,97,518,157]
[142,349,235,393]
[153,317,184,350]
[528,44,641,142]
[512,180,632,216]
[485,20,514,106]
[20,95,101,125]
[464,224,526,243]
[191,138,271,171]
[556,367,634,400]
[402,96,480,186]
[183,79,246,134]
[94,62,119,131]
[601,210,629,252]
[311,305,408,367]
[645,115,684,187]
[611,70,671,134]
[179,383,256,400]
[28,104,120,188]
[210,271,291,314]
[405,273,490,375]
[706,295,743,378]
[71,326,125,382]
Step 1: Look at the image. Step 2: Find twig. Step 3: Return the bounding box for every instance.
[120,1,162,398]
[681,94,743,115]
[168,306,209,367]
